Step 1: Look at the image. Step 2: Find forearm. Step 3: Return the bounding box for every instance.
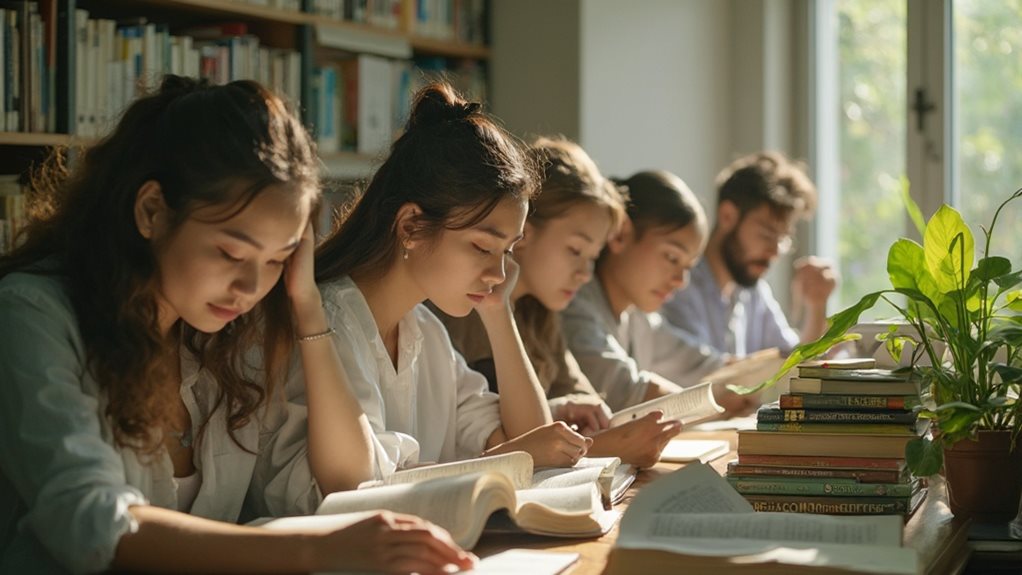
[114,505,317,573]
[799,303,829,344]
[642,374,682,402]
[295,304,374,493]
[478,308,551,437]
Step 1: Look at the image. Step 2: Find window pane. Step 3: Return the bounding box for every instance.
[829,1,908,317]
[953,1,1022,264]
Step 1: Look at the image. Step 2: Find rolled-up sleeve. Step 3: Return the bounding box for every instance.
[450,349,502,460]
[0,279,147,574]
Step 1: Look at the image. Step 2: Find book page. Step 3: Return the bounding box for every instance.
[609,382,724,427]
[466,550,579,575]
[703,347,783,387]
[361,451,534,490]
[614,463,917,575]
[516,483,602,514]
[659,439,731,463]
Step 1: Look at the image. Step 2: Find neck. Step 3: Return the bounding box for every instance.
[157,297,180,337]
[596,265,631,318]
[510,274,529,305]
[705,231,736,299]
[352,264,424,346]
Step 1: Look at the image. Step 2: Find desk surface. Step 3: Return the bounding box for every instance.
[473,430,972,575]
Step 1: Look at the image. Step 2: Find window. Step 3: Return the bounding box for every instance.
[812,0,1022,314]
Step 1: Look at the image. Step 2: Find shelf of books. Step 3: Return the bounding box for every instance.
[728,357,929,518]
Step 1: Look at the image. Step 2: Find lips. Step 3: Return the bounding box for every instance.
[467,293,486,304]
[208,303,243,321]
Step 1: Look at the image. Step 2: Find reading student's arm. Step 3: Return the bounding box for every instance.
[285,223,374,493]
[0,277,148,573]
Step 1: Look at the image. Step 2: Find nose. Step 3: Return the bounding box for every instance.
[481,254,506,287]
[669,267,690,290]
[231,260,260,296]
[575,259,594,283]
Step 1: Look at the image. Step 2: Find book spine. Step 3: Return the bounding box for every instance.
[744,495,913,514]
[757,407,917,424]
[756,421,916,435]
[725,462,905,483]
[735,453,906,469]
[779,393,920,411]
[727,477,917,497]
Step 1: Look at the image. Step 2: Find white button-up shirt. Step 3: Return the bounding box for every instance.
[314,276,503,477]
[0,270,322,574]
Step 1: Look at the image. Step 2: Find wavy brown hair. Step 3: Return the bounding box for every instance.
[315,82,538,283]
[516,136,626,384]
[0,76,320,452]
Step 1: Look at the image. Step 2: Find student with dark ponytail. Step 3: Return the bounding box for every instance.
[312,83,590,476]
[0,76,471,574]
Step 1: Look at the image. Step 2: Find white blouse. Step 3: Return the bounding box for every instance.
[315,276,503,477]
[560,279,725,412]
[0,270,322,574]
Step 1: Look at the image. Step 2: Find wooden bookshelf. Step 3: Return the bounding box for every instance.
[319,151,379,181]
[0,133,74,147]
[410,36,489,59]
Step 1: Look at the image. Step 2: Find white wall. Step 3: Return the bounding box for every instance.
[578,0,734,208]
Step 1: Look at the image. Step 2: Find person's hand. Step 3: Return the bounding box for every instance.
[551,400,611,436]
[476,256,520,320]
[318,511,475,575]
[589,411,682,468]
[792,255,838,308]
[284,222,323,322]
[712,382,760,418]
[487,421,592,467]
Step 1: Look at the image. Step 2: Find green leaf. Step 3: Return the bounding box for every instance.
[906,437,943,476]
[899,176,926,237]
[1006,290,1022,312]
[888,239,924,290]
[730,291,885,394]
[924,205,974,292]
[884,333,907,363]
[992,364,1022,383]
[937,407,983,436]
[995,270,1022,291]
[975,256,1011,281]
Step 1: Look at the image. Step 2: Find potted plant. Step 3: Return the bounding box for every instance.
[740,188,1022,522]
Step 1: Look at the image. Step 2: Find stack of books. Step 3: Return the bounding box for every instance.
[729,358,928,517]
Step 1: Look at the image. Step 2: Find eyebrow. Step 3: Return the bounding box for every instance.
[222,229,300,252]
[478,225,524,243]
[666,239,692,254]
[571,231,596,243]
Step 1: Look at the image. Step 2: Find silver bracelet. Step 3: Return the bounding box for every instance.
[297,327,336,342]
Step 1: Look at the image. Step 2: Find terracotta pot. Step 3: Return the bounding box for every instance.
[943,429,1022,522]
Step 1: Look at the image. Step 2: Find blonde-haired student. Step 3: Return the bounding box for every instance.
[561,170,752,415]
[438,137,682,467]
[0,76,471,575]
[309,84,590,477]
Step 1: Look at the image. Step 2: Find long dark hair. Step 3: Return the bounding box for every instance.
[613,170,706,237]
[0,75,320,452]
[315,82,537,283]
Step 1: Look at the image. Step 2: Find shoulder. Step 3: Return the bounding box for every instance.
[0,269,76,325]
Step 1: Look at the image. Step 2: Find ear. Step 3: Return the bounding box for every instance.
[134,180,169,240]
[395,202,424,250]
[716,200,741,234]
[606,217,634,255]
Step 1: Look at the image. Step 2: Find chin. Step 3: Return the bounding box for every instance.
[436,299,474,318]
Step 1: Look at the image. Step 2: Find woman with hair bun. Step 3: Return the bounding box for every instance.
[0,76,471,575]
[311,83,591,476]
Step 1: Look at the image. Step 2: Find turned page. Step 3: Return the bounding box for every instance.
[361,451,534,489]
[616,464,918,574]
[610,381,724,427]
[703,347,784,389]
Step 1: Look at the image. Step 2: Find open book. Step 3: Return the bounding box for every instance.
[706,347,785,388]
[604,463,919,575]
[361,451,635,507]
[610,381,724,427]
[263,470,619,549]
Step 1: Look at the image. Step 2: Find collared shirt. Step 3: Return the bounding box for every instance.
[559,279,724,412]
[660,258,800,357]
[0,270,321,575]
[315,276,503,477]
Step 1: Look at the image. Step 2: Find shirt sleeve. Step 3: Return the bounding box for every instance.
[323,304,420,478]
[0,278,148,575]
[643,312,726,387]
[661,284,715,346]
[560,299,651,412]
[753,281,800,354]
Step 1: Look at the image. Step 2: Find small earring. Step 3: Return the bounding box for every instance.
[402,248,409,260]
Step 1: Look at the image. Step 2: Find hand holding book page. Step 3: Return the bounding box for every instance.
[605,463,918,575]
[609,381,724,428]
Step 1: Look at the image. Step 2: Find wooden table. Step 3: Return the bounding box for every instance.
[473,430,972,575]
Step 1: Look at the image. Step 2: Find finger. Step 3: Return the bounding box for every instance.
[582,410,601,436]
[389,527,468,568]
[594,407,611,430]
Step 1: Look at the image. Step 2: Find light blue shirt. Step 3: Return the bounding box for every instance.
[661,258,800,357]
[0,269,322,574]
[560,279,724,412]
